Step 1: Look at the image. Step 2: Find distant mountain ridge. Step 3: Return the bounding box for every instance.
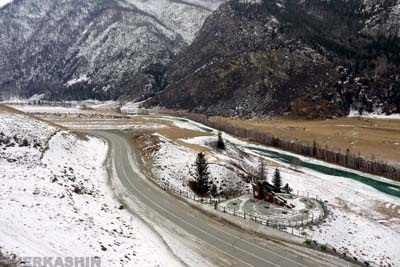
[148,0,400,118]
[0,0,222,100]
[1,0,399,118]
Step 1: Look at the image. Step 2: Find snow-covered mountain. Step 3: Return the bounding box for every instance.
[148,0,400,117]
[0,0,223,100]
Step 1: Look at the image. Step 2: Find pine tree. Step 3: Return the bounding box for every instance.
[272,168,282,193]
[217,132,225,150]
[195,152,210,194]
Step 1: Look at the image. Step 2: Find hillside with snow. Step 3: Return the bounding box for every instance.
[0,106,181,266]
[0,0,223,101]
[0,0,12,9]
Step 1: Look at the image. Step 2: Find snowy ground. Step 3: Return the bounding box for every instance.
[0,107,180,266]
[151,118,400,267]
[348,108,400,120]
[121,101,148,115]
[149,133,253,198]
[7,106,399,266]
[283,167,400,266]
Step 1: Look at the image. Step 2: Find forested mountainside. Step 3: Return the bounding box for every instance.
[0,0,222,101]
[1,0,399,118]
[148,0,400,118]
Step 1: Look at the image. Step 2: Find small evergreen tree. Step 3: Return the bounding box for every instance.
[217,132,225,150]
[282,183,293,194]
[195,152,210,194]
[272,168,282,193]
[21,138,29,147]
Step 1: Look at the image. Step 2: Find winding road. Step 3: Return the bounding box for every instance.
[90,130,353,267]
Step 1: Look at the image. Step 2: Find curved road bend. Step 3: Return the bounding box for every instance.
[90,130,354,267]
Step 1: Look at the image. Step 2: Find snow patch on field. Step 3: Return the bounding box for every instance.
[121,101,148,114]
[0,109,179,266]
[348,108,400,120]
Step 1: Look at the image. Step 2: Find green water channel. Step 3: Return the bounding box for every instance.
[246,147,400,198]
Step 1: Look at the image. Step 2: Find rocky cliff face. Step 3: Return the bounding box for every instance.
[0,0,222,100]
[149,0,400,117]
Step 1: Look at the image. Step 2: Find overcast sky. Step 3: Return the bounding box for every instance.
[0,0,12,9]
